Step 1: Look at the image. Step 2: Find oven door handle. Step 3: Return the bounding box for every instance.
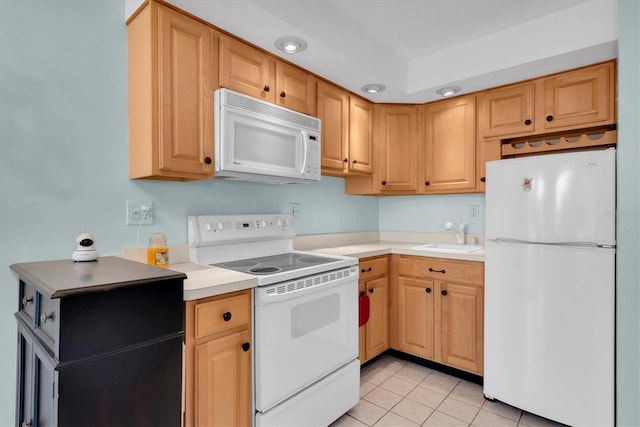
[255,271,357,305]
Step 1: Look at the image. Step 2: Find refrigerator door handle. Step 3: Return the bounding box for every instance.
[489,238,615,249]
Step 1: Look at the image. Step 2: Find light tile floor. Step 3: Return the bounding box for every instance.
[331,355,567,427]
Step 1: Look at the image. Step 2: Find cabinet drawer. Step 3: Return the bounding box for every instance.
[399,256,483,284]
[19,281,37,323]
[359,257,388,280]
[37,294,60,353]
[194,291,250,339]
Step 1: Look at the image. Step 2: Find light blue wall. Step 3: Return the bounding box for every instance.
[616,1,640,425]
[379,194,485,235]
[0,1,378,423]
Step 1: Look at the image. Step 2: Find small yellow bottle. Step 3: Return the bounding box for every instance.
[147,232,169,268]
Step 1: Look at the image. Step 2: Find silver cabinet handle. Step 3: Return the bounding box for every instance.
[22,296,33,307]
[22,420,32,427]
[40,312,53,324]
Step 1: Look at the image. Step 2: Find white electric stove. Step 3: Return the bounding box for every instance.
[188,214,360,427]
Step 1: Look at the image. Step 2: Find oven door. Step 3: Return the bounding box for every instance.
[254,268,358,412]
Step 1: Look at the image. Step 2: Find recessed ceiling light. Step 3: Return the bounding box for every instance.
[436,86,462,97]
[275,36,308,54]
[361,84,386,94]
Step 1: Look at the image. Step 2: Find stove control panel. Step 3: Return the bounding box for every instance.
[188,214,295,247]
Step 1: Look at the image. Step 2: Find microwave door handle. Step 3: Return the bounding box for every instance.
[300,130,309,174]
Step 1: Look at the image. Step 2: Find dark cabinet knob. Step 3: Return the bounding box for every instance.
[343,158,348,163]
[368,288,374,294]
[426,288,432,293]
[441,290,448,296]
[359,291,365,297]
[428,268,446,274]
[280,91,286,98]
[352,160,357,164]
[263,85,270,92]
[381,180,387,186]
[546,115,554,122]
[524,119,532,125]
[425,181,430,186]
[242,342,251,352]
[204,156,212,165]
[361,267,372,273]
[480,177,486,182]
[222,312,232,322]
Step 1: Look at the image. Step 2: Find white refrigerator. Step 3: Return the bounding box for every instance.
[484,149,615,426]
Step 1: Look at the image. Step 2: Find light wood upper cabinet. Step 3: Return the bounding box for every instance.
[377,105,420,192]
[421,95,476,194]
[349,96,374,174]
[219,34,275,103]
[317,81,372,176]
[185,290,252,427]
[219,34,316,115]
[480,61,616,139]
[276,61,316,115]
[540,61,615,131]
[477,139,502,192]
[128,1,215,181]
[317,81,350,173]
[480,82,535,138]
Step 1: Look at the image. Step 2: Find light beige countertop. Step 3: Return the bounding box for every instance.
[306,241,484,262]
[122,231,484,300]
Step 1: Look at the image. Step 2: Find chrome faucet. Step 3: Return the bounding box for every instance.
[455,222,467,244]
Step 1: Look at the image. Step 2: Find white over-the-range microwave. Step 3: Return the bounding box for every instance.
[214,88,321,184]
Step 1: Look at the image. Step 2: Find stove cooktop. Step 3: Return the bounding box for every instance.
[212,253,341,276]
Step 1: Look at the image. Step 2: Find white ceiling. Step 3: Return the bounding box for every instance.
[129,0,618,103]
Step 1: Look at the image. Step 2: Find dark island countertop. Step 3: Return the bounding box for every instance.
[10,256,187,299]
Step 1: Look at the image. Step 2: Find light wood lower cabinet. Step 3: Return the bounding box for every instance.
[394,255,484,375]
[185,290,251,427]
[358,256,389,363]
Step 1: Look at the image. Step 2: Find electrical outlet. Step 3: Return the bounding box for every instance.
[469,204,480,221]
[288,202,302,218]
[127,200,153,225]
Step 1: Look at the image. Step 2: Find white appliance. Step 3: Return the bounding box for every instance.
[484,149,615,426]
[214,88,321,184]
[188,214,360,426]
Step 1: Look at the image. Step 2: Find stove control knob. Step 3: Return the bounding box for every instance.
[204,222,213,231]
[260,220,267,228]
[216,222,224,231]
[277,219,283,227]
[285,218,291,227]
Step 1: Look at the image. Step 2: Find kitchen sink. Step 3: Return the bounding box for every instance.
[411,243,484,254]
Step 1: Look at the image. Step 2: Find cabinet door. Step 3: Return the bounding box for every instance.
[317,81,349,175]
[349,96,374,174]
[195,329,251,427]
[480,81,535,138]
[17,332,34,427]
[365,276,389,360]
[158,6,214,177]
[219,35,275,103]
[541,61,615,131]
[422,95,476,193]
[477,139,501,192]
[358,282,366,363]
[398,277,434,359]
[276,61,316,115]
[378,105,419,191]
[437,282,483,374]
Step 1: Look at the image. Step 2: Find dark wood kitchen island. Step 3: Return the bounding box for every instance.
[10,256,186,427]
